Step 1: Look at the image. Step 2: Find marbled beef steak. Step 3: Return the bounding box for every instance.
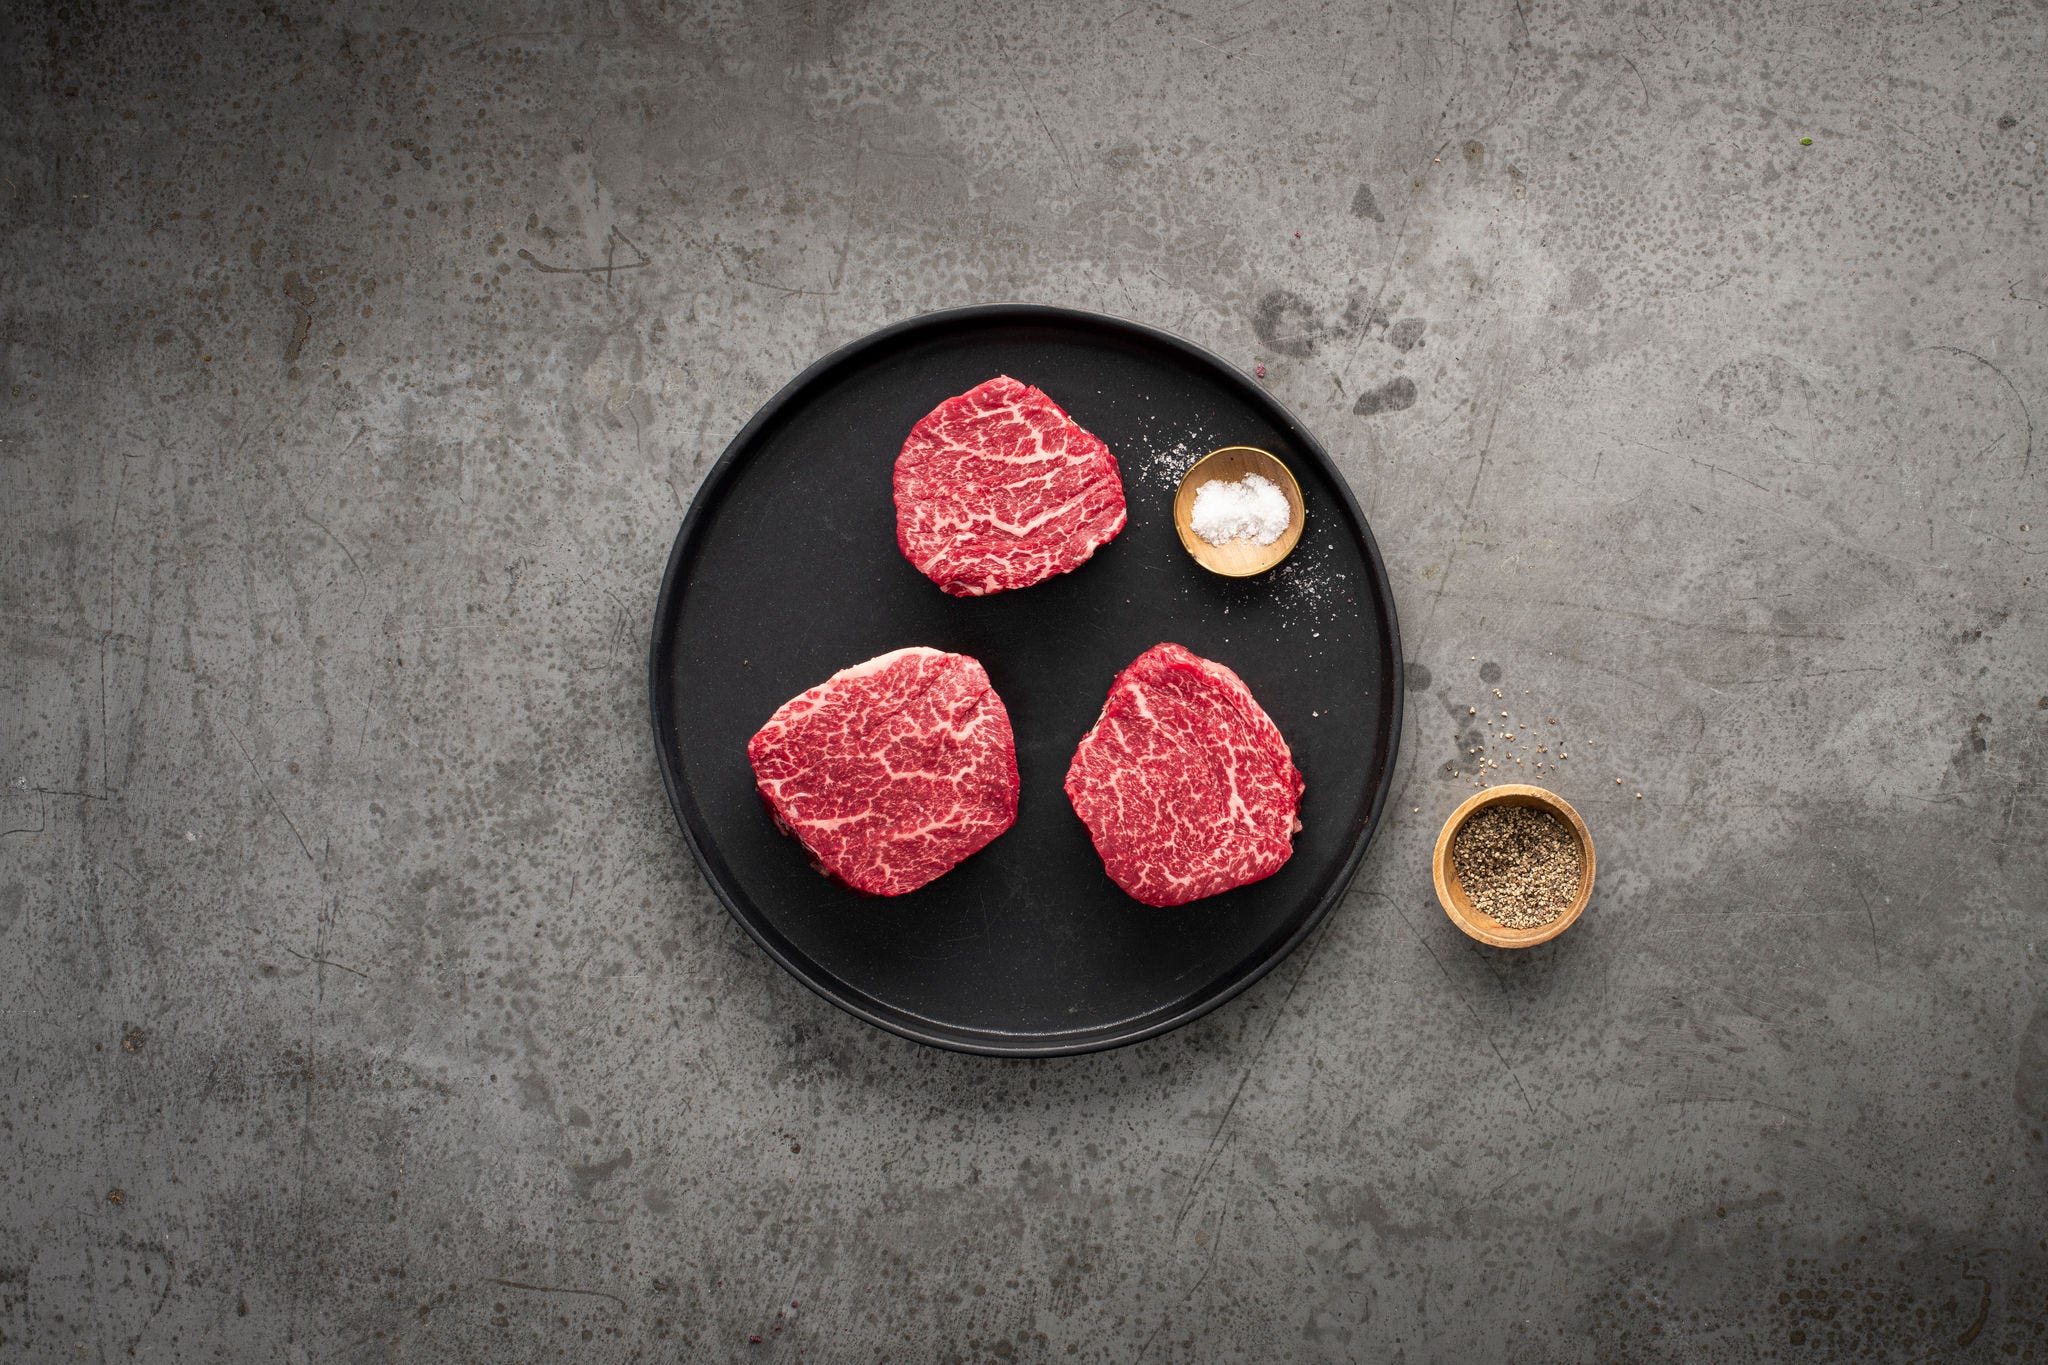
[1065,643,1304,907]
[747,647,1019,896]
[893,375,1128,596]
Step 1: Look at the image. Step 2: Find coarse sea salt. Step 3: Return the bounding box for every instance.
[1189,472,1291,547]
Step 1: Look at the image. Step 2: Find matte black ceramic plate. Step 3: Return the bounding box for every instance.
[649,305,1402,1056]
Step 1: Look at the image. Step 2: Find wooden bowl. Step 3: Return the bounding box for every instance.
[1172,446,1306,577]
[1432,784,1595,948]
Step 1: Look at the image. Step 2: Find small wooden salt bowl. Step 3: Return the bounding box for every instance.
[1432,784,1595,948]
[1173,446,1306,577]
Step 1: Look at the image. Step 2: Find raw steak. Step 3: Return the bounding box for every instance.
[894,375,1128,596]
[1063,643,1304,907]
[747,647,1019,897]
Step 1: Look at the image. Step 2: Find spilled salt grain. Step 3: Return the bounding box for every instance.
[1190,473,1291,546]
[1135,438,1203,491]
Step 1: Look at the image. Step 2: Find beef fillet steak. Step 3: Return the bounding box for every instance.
[747,647,1019,896]
[894,375,1128,596]
[1064,643,1304,907]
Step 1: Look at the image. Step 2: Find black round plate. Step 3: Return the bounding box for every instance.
[649,305,1402,1056]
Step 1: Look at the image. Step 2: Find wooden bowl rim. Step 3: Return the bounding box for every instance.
[1172,446,1306,577]
[1431,784,1596,948]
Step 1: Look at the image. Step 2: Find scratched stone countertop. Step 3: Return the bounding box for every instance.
[2,1,2044,1360]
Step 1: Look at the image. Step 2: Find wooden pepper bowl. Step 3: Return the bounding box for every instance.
[1432,784,1595,948]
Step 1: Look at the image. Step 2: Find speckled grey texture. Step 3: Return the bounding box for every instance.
[2,0,2044,1359]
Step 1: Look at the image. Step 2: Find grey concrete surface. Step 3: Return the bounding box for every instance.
[2,0,2045,1359]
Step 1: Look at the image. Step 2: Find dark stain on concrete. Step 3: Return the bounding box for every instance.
[1579,1235,2048,1359]
[569,1150,634,1198]
[1339,290,1390,340]
[2019,999,2048,1188]
[1252,288,1321,357]
[1354,377,1417,416]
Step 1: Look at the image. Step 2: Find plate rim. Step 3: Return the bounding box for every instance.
[648,302,1405,1057]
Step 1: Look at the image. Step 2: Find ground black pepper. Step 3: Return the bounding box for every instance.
[1452,806,1583,929]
